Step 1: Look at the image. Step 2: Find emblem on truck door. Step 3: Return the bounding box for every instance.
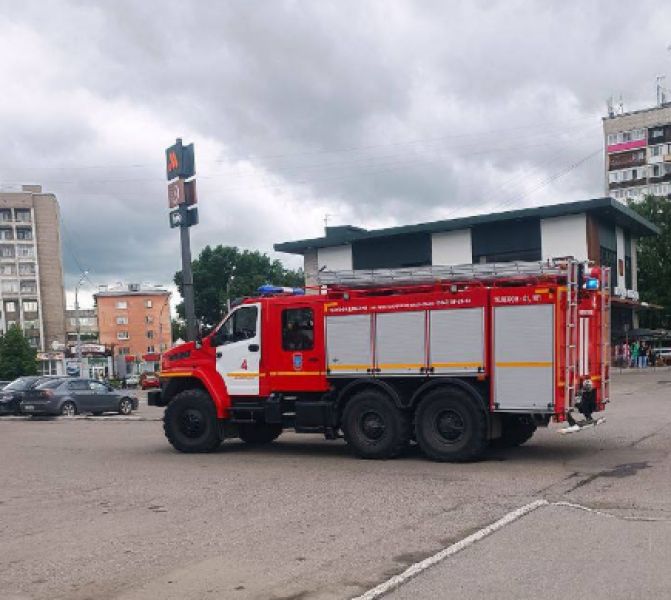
[293,353,303,371]
[240,359,248,370]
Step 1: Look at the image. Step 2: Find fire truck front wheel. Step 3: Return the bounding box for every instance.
[342,390,410,460]
[415,387,487,462]
[163,390,222,453]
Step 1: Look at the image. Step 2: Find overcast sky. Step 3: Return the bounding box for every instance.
[1,0,670,309]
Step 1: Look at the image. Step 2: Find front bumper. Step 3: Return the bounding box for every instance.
[0,401,18,415]
[147,389,165,407]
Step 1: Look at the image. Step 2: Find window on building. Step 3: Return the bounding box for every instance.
[16,246,34,258]
[118,347,130,355]
[652,127,664,139]
[15,209,31,222]
[607,134,617,145]
[281,308,314,350]
[652,164,662,177]
[651,145,663,157]
[117,331,129,340]
[16,228,33,241]
[20,280,37,294]
[116,316,128,325]
[23,301,38,313]
[147,345,156,353]
[145,315,154,324]
[28,337,39,348]
[0,210,10,222]
[1,280,19,294]
[18,263,35,275]
[608,171,619,183]
[0,228,12,240]
[145,299,153,308]
[0,264,15,275]
[0,245,14,258]
[116,301,127,309]
[146,330,154,339]
[5,301,16,313]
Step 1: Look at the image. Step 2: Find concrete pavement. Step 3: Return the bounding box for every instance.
[0,368,669,600]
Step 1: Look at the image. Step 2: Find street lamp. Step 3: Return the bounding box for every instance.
[226,266,237,313]
[74,271,89,375]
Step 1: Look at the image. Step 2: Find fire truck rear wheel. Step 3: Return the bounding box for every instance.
[163,389,222,453]
[238,423,283,445]
[415,387,487,462]
[342,389,410,460]
[490,415,536,449]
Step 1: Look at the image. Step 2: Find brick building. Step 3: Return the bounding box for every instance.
[0,184,66,351]
[94,284,172,371]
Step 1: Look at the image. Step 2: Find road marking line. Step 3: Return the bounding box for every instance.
[351,499,548,600]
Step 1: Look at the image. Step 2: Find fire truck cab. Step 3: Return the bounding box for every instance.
[151,260,610,462]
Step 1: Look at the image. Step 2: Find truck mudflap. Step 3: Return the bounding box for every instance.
[147,389,164,407]
[558,413,606,435]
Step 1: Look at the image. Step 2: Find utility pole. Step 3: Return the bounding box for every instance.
[74,271,88,375]
[166,138,199,341]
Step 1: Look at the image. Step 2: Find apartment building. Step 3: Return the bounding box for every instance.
[603,103,671,202]
[94,283,172,365]
[275,198,659,338]
[0,184,66,350]
[65,308,99,343]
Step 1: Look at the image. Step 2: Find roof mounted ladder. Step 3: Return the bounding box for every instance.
[317,260,575,288]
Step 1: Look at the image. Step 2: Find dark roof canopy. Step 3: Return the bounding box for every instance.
[275,197,660,254]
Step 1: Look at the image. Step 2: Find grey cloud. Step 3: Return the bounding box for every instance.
[0,0,670,303]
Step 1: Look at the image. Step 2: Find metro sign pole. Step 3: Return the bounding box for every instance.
[166,138,199,341]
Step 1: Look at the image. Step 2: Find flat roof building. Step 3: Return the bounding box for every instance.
[0,184,66,350]
[94,283,172,365]
[275,197,659,338]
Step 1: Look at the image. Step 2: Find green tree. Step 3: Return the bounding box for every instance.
[0,325,38,380]
[171,318,187,341]
[628,196,671,328]
[174,245,304,326]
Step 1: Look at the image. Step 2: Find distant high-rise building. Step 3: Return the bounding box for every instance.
[603,102,671,202]
[0,184,66,350]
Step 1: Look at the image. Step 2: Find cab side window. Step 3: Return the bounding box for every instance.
[213,306,258,346]
[69,380,88,391]
[282,308,314,351]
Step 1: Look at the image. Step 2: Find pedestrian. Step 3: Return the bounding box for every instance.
[639,342,648,368]
[630,341,639,368]
[623,342,631,368]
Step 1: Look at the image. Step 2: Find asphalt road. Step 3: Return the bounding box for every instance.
[1,368,670,600]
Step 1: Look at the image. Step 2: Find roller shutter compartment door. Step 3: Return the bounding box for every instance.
[430,308,484,374]
[326,314,372,375]
[375,311,426,375]
[494,304,554,411]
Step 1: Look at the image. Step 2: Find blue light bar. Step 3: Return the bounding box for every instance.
[257,284,305,296]
[584,278,599,290]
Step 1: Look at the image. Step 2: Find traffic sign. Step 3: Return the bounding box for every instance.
[166,138,195,180]
[169,205,199,228]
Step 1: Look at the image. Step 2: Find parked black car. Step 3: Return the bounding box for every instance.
[0,376,58,415]
[20,378,138,416]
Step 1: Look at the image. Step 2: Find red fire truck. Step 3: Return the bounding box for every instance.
[149,260,610,461]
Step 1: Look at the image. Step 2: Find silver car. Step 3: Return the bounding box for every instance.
[20,378,138,416]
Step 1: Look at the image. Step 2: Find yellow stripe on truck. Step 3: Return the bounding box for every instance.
[159,371,193,378]
[496,361,552,368]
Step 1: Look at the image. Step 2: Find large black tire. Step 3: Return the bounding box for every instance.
[163,389,222,453]
[238,423,283,445]
[414,387,487,462]
[490,415,536,449]
[342,389,410,460]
